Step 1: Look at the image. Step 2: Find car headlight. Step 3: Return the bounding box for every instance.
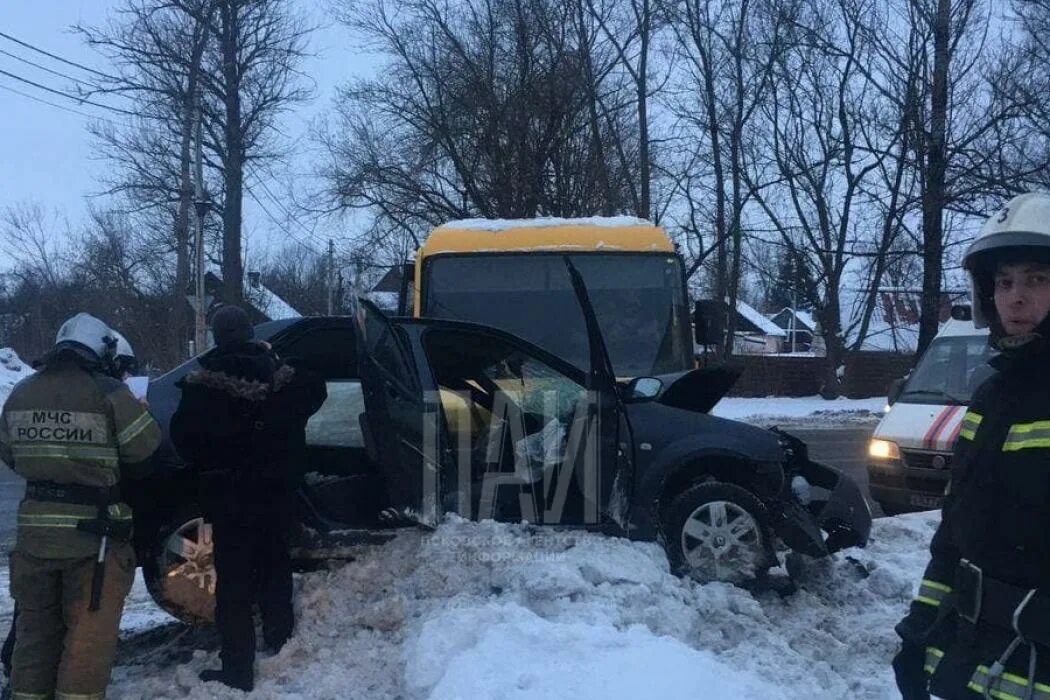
[868,438,900,460]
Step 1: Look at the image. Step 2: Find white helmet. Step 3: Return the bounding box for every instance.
[108,329,139,377]
[962,192,1050,329]
[53,312,118,364]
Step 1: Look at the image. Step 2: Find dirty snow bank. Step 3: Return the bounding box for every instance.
[108,512,938,700]
[712,396,886,426]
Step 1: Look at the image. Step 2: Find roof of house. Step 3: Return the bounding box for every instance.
[769,308,816,332]
[250,284,301,320]
[735,300,786,337]
[204,268,302,321]
[372,267,405,293]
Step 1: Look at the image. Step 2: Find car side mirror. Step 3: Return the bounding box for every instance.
[887,377,906,406]
[624,377,664,402]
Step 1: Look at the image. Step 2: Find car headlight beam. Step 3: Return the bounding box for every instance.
[868,438,900,460]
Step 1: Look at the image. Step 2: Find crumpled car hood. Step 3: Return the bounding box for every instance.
[649,366,741,414]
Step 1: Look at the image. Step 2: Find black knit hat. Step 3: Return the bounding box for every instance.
[211,305,254,347]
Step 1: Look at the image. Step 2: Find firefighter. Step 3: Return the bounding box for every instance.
[894,191,1050,699]
[171,305,325,692]
[0,312,161,700]
[1,326,146,689]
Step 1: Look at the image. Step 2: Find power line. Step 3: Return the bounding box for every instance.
[245,184,325,255]
[0,47,108,93]
[0,81,119,125]
[244,162,328,248]
[0,30,117,81]
[0,67,138,116]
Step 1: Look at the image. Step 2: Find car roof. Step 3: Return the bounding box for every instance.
[935,318,989,339]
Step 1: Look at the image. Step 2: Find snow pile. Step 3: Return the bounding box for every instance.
[438,217,653,231]
[106,512,938,700]
[0,348,30,404]
[712,395,886,426]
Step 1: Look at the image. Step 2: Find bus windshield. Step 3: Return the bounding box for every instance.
[898,335,996,405]
[422,253,694,377]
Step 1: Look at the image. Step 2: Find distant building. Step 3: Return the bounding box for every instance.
[843,288,968,353]
[188,270,302,350]
[733,299,787,354]
[368,266,409,313]
[768,308,817,352]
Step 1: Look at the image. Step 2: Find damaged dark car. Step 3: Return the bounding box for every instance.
[134,265,871,623]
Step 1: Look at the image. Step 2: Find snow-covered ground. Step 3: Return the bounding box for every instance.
[712,395,886,426]
[73,512,936,700]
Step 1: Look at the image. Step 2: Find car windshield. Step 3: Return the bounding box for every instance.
[422,253,694,377]
[899,335,996,405]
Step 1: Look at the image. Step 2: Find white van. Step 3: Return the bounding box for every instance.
[867,315,996,514]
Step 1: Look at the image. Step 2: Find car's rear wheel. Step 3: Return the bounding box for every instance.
[142,507,216,624]
[663,481,774,584]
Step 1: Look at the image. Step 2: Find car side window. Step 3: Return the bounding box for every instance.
[364,311,418,391]
[305,381,365,448]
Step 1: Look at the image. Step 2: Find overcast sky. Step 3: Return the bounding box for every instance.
[0,1,374,268]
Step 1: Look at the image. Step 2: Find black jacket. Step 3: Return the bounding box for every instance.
[170,342,326,515]
[897,328,1050,697]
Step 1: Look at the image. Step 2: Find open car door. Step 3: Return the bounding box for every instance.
[563,258,633,526]
[352,297,440,527]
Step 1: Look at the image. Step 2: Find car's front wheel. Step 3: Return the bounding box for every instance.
[663,481,775,584]
[142,507,216,624]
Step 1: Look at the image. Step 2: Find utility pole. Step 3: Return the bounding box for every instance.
[327,238,335,315]
[193,87,210,354]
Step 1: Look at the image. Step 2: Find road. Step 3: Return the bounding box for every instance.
[789,425,884,517]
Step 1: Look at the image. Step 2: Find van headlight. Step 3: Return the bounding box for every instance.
[868,439,900,460]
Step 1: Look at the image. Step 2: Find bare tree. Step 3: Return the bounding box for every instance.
[80,0,312,313]
[79,0,216,361]
[833,0,1030,353]
[665,0,797,352]
[321,0,644,254]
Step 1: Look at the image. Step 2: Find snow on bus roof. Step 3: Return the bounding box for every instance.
[423,217,675,255]
[438,216,654,231]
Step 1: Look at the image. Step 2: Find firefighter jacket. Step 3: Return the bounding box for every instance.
[0,355,161,559]
[897,328,1050,699]
[169,341,326,521]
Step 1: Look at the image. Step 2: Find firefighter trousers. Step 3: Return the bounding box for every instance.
[9,542,135,700]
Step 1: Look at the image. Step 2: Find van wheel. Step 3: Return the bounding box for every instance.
[142,507,216,624]
[663,481,774,584]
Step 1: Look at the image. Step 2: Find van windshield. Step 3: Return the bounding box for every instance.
[898,335,996,405]
[422,253,694,377]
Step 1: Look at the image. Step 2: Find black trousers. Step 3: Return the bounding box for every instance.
[211,512,293,673]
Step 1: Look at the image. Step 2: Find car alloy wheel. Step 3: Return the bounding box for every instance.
[663,480,774,584]
[149,514,216,624]
[680,499,765,582]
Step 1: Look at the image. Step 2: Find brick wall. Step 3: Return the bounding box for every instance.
[723,352,915,398]
[842,352,915,398]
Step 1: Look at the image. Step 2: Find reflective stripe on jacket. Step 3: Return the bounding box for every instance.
[0,359,161,558]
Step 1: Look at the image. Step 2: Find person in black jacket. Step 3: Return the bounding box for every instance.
[171,306,326,692]
[894,192,1050,699]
